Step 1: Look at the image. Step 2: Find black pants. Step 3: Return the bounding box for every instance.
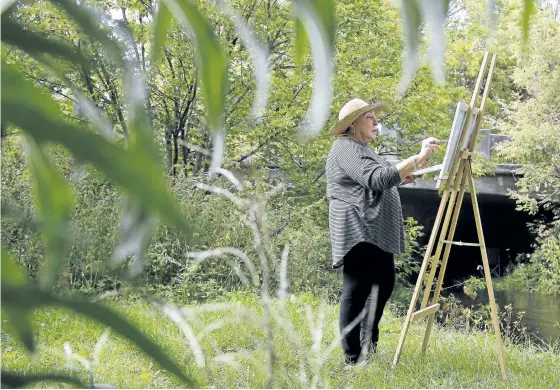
[340,242,396,363]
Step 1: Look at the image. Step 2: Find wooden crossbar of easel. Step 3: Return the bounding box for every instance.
[392,52,506,379]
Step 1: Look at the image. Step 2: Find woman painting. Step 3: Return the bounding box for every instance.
[326,98,440,365]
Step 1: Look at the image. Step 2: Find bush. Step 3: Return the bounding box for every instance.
[2,140,425,303]
[499,215,560,295]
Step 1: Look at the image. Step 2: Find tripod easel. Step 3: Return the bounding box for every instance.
[392,52,506,378]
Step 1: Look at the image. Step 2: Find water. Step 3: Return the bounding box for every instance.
[452,286,560,345]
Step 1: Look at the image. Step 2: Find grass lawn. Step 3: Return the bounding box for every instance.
[2,292,559,388]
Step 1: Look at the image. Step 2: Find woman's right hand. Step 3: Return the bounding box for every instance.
[418,137,440,161]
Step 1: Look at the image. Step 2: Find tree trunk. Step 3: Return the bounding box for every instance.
[180,126,190,176]
[165,126,173,173]
[98,64,129,141]
[193,131,207,175]
[172,131,179,176]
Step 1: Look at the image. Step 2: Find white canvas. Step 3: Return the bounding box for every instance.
[438,102,469,180]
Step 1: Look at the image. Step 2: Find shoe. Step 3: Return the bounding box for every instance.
[357,359,370,368]
[343,359,369,371]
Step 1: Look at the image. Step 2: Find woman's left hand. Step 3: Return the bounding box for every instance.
[400,159,429,185]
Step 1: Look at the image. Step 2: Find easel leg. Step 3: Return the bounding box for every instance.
[422,163,469,353]
[420,161,468,309]
[419,190,457,309]
[466,162,507,378]
[393,190,451,365]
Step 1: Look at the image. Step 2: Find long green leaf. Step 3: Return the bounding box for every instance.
[398,0,423,94]
[1,284,193,386]
[216,0,269,120]
[1,61,190,235]
[418,0,449,84]
[1,248,35,352]
[161,0,228,133]
[25,138,74,289]
[309,0,335,51]
[292,0,336,139]
[0,371,87,388]
[115,12,160,276]
[151,1,173,69]
[294,18,308,69]
[112,200,155,276]
[402,0,422,58]
[1,16,85,64]
[521,0,535,44]
[293,0,336,64]
[1,248,27,286]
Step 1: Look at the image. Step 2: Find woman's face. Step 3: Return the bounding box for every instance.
[352,111,379,143]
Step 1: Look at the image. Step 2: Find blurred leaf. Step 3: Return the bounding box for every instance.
[118,16,159,274]
[112,200,156,277]
[1,248,35,352]
[162,0,228,170]
[486,0,497,29]
[418,0,449,84]
[217,0,269,120]
[1,247,27,286]
[1,61,191,235]
[293,0,336,62]
[521,0,535,44]
[294,18,308,69]
[51,0,123,65]
[310,0,336,50]
[25,138,74,289]
[1,284,194,386]
[1,16,85,64]
[401,0,422,58]
[119,30,154,152]
[151,0,172,69]
[162,0,227,132]
[0,371,86,388]
[0,0,17,14]
[398,0,422,95]
[292,0,336,140]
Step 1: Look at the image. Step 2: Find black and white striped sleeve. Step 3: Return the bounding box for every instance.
[335,141,402,191]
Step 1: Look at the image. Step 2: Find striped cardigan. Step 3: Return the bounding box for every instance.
[326,137,405,268]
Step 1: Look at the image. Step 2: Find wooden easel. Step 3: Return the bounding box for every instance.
[392,52,506,378]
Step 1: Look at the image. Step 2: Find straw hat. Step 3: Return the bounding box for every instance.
[329,98,386,136]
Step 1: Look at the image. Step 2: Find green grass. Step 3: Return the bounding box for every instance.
[2,292,559,388]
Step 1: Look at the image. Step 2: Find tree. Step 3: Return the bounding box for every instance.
[495,5,560,294]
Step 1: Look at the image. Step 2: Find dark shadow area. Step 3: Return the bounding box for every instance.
[398,188,534,285]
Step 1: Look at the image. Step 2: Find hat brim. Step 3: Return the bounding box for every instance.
[329,102,386,136]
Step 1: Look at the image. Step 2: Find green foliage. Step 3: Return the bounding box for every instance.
[1,372,87,389]
[161,0,228,133]
[0,0,555,385]
[500,218,560,295]
[1,248,36,353]
[2,159,421,302]
[151,1,172,70]
[437,294,534,345]
[395,217,424,281]
[463,276,486,298]
[494,6,560,294]
[26,138,74,290]
[2,249,192,385]
[2,295,560,388]
[1,62,191,234]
